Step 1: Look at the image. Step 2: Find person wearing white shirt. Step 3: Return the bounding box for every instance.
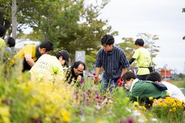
[146,72,185,103]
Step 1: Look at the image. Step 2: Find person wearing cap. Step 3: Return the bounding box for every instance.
[29,50,70,82]
[94,34,129,93]
[146,72,185,103]
[129,38,151,80]
[65,61,86,85]
[122,71,167,107]
[54,50,70,67]
[10,41,54,72]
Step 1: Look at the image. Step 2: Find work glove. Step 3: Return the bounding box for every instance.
[117,78,123,87]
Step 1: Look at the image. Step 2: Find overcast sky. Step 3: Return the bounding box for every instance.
[86,0,185,73]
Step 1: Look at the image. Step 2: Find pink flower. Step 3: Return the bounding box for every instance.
[93,72,96,76]
[80,78,84,84]
[96,94,100,99]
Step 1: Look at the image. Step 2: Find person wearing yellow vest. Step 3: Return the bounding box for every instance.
[10,41,54,72]
[29,50,70,82]
[0,25,6,50]
[129,39,151,80]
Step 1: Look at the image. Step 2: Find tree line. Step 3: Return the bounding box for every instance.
[0,0,160,70]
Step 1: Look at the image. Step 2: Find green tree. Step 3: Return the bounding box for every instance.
[19,0,115,57]
[19,0,117,65]
[117,37,136,69]
[117,37,135,60]
[0,0,12,32]
[85,50,98,71]
[0,0,116,69]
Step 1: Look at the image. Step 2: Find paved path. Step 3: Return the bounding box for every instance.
[179,88,185,95]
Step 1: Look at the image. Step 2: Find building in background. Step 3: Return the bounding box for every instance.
[159,68,172,82]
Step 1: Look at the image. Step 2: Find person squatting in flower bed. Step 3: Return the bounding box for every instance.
[10,41,54,72]
[65,61,86,86]
[122,71,167,108]
[30,50,70,82]
[146,72,185,103]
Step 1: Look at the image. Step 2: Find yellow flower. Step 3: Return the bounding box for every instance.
[149,97,153,100]
[133,101,139,106]
[172,102,177,107]
[142,106,146,111]
[158,98,163,102]
[153,99,157,102]
[166,92,170,96]
[0,106,10,123]
[148,113,153,117]
[96,120,101,123]
[126,97,130,101]
[133,107,138,110]
[0,106,9,117]
[177,101,183,107]
[163,103,168,108]
[173,107,176,112]
[62,111,70,122]
[169,109,172,112]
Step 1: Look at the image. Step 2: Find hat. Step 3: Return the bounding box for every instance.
[54,50,70,66]
[60,50,70,62]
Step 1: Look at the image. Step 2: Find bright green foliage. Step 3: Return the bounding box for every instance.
[0,0,115,61]
[117,37,135,60]
[0,59,75,123]
[117,38,136,69]
[85,50,98,71]
[71,78,134,123]
[0,0,12,30]
[152,97,185,123]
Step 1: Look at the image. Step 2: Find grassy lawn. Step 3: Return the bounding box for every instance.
[171,79,185,88]
[171,79,185,95]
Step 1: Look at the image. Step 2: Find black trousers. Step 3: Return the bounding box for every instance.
[22,58,32,72]
[137,74,149,80]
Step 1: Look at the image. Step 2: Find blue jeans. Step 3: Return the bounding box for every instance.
[101,77,116,93]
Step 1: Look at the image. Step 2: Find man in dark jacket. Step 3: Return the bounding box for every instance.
[65,61,86,85]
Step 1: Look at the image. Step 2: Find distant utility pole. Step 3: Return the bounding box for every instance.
[12,0,17,39]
